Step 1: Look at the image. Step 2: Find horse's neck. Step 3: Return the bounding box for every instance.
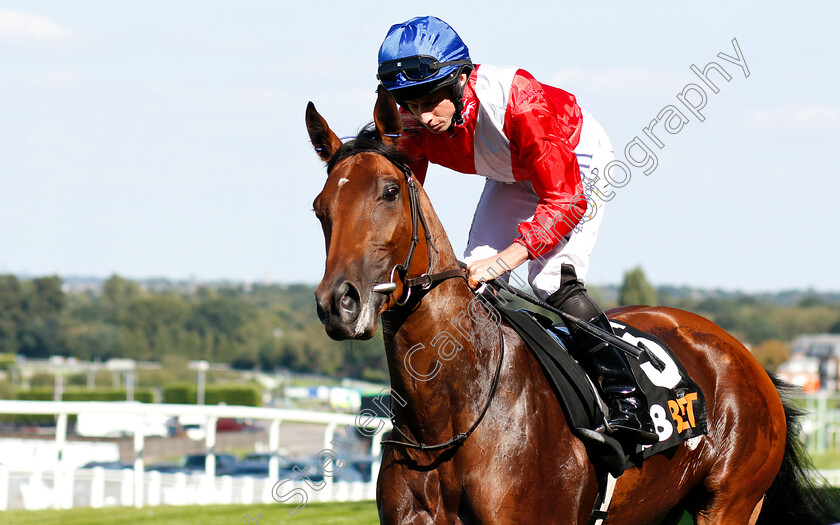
[382,190,501,442]
[382,283,499,442]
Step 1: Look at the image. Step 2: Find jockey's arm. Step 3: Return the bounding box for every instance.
[510,73,585,260]
[465,242,529,289]
[467,72,584,289]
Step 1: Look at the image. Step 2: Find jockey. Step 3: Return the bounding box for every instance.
[376,16,658,445]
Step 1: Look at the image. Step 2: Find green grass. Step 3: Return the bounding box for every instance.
[4,491,838,524]
[0,501,379,525]
[0,501,694,525]
[812,450,840,469]
[0,501,678,525]
[0,501,693,525]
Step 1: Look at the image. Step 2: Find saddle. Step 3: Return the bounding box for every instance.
[494,305,708,478]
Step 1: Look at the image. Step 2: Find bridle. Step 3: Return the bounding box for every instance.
[367,159,465,306]
[326,145,505,452]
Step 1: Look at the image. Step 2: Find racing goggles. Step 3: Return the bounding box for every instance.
[377,55,472,82]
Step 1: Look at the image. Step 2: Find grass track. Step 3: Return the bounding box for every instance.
[0,501,379,525]
[0,501,695,525]
[4,494,839,524]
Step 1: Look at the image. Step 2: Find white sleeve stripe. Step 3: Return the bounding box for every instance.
[473,65,518,183]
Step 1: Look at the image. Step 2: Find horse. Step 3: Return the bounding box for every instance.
[305,88,837,524]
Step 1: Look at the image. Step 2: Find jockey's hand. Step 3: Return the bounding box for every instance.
[465,243,530,289]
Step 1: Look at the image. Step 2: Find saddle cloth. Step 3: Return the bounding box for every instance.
[496,307,708,476]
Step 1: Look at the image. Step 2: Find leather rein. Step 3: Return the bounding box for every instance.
[330,146,505,452]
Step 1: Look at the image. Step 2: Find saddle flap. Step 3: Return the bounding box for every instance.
[496,306,709,474]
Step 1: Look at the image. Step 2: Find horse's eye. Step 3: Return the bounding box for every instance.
[383,185,399,201]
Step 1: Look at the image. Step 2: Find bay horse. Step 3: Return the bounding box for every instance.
[306,89,837,524]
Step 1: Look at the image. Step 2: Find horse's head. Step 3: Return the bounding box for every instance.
[306,89,434,340]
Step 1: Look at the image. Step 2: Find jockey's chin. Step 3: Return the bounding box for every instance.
[423,118,451,134]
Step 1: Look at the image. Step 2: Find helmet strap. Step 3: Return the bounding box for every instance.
[452,89,464,126]
[451,67,472,126]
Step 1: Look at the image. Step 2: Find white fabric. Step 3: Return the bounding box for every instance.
[593,473,618,525]
[472,65,518,183]
[464,109,615,299]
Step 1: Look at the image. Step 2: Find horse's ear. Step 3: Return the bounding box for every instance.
[306,101,343,163]
[374,88,402,149]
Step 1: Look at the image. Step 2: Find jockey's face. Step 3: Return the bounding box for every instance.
[404,73,468,134]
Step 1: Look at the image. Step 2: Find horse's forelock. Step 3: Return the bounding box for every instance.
[326,123,410,178]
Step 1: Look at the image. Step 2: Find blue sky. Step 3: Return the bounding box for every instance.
[1,2,837,292]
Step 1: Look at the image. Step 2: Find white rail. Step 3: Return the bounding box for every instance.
[0,400,392,510]
[0,467,378,510]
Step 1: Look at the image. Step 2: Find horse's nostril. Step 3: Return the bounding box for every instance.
[340,294,356,312]
[336,281,361,323]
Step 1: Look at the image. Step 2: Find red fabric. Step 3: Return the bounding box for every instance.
[398,65,585,258]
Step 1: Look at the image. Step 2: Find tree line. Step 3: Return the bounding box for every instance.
[1,269,838,378]
[0,274,387,382]
[619,266,840,369]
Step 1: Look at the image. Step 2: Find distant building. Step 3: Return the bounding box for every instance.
[791,334,840,391]
[793,334,840,358]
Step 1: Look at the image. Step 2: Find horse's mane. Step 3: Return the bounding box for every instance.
[326,123,410,175]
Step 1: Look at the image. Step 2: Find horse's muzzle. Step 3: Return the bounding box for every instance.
[315,279,370,340]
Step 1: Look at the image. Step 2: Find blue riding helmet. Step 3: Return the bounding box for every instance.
[377,16,473,103]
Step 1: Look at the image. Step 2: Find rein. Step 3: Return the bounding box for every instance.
[330,147,505,452]
[381,309,505,451]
